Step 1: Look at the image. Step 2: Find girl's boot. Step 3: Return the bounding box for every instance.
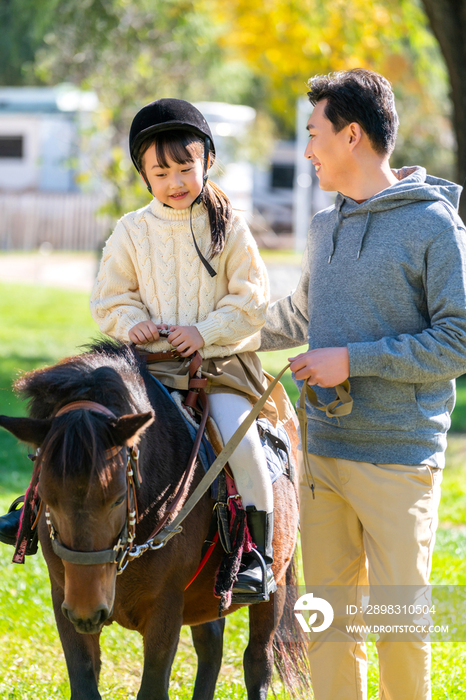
[0,497,24,547]
[232,507,276,602]
[0,497,38,555]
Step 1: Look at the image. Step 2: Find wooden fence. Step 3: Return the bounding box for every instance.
[0,193,111,250]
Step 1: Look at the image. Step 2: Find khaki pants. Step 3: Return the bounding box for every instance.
[298,453,442,700]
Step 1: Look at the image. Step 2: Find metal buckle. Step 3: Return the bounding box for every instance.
[127,542,149,560]
[212,501,227,511]
[149,524,183,550]
[116,546,130,574]
[149,540,166,551]
[113,538,124,554]
[45,507,56,540]
[227,493,241,502]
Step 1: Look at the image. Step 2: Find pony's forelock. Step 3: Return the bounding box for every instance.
[38,411,118,492]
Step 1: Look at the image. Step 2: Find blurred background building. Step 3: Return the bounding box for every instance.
[0,0,460,254]
[0,87,331,252]
[0,85,108,250]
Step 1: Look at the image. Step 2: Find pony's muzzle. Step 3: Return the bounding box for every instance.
[61,560,117,633]
[61,601,111,634]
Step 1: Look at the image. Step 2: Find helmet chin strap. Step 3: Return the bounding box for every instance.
[189,200,216,277]
[189,137,216,277]
[193,137,211,205]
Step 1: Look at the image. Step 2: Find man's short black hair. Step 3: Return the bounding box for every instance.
[307,69,399,156]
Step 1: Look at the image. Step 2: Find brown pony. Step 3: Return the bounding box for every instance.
[0,341,309,700]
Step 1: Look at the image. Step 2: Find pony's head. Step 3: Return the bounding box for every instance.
[0,342,154,633]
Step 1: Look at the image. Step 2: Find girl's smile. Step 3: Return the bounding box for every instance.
[142,146,204,209]
[169,190,190,203]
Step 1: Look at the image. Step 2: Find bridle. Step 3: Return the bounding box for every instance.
[44,400,141,573]
[42,379,209,574]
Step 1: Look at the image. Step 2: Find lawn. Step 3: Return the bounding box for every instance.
[0,281,465,699]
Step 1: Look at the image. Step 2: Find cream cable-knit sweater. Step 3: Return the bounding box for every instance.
[90,196,269,358]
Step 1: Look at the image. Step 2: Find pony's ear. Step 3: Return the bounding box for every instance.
[110,412,154,447]
[0,415,52,447]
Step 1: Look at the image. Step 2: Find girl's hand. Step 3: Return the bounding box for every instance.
[168,325,204,356]
[128,320,161,344]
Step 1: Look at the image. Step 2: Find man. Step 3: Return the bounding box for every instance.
[260,68,466,699]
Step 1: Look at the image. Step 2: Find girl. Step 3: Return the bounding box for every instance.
[90,98,277,601]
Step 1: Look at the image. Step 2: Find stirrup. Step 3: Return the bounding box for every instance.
[231,549,277,604]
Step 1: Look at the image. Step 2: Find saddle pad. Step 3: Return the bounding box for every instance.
[149,375,215,469]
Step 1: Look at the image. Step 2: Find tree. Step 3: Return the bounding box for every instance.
[0,0,58,85]
[211,0,454,178]
[33,0,259,216]
[420,0,466,219]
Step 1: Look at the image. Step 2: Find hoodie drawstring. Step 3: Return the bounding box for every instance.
[357,211,372,260]
[328,205,373,263]
[328,201,345,264]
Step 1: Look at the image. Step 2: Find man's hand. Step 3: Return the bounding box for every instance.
[168,325,205,357]
[289,347,350,388]
[128,321,165,344]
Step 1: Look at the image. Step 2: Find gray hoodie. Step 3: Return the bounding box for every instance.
[260,166,466,468]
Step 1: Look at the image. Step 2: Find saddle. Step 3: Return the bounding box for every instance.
[203,422,294,612]
[154,370,296,612]
[138,345,296,611]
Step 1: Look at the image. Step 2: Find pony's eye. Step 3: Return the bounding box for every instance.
[113,496,125,508]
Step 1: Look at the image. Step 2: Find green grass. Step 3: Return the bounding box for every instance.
[0,281,465,699]
[451,376,466,432]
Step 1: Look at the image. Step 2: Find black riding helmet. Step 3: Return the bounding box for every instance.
[129,98,215,188]
[129,98,217,277]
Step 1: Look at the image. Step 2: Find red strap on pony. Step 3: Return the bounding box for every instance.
[184,531,219,590]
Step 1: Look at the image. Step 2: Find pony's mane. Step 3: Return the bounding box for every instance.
[15,339,151,419]
[16,339,153,485]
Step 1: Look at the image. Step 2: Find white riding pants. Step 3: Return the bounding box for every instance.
[208,393,273,513]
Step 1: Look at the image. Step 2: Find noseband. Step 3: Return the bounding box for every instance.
[44,400,141,572]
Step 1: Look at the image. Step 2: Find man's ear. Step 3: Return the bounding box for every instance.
[348,122,362,150]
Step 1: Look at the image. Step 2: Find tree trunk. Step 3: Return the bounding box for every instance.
[420,0,466,220]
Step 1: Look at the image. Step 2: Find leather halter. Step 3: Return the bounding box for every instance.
[54,400,118,419]
[45,400,140,570]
